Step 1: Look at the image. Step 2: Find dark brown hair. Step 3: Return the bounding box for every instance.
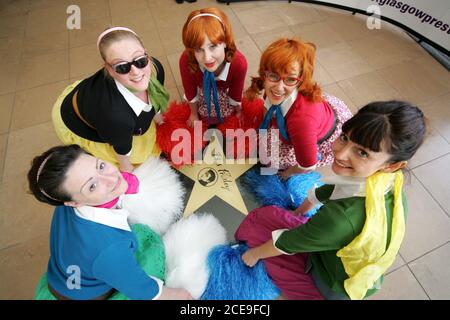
[28,145,88,206]
[342,101,426,162]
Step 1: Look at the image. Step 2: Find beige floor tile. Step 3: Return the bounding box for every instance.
[229,1,259,12]
[139,29,166,58]
[324,13,376,42]
[0,13,27,38]
[386,254,406,275]
[110,0,149,18]
[150,56,175,92]
[421,93,450,143]
[151,2,199,30]
[316,43,374,82]
[274,3,324,26]
[322,83,357,114]
[413,154,450,215]
[0,94,14,134]
[11,80,69,131]
[235,6,287,35]
[369,266,429,300]
[226,10,249,41]
[251,27,295,52]
[25,5,68,38]
[166,86,181,103]
[68,16,112,48]
[234,35,261,89]
[29,0,70,10]
[408,128,450,169]
[157,24,185,56]
[3,122,60,184]
[16,51,69,91]
[111,9,157,36]
[0,63,20,95]
[0,36,23,66]
[415,55,450,91]
[400,175,450,262]
[22,31,68,59]
[313,61,335,87]
[290,21,346,50]
[0,235,50,299]
[337,71,404,108]
[0,177,54,249]
[71,0,110,22]
[348,33,426,70]
[177,85,186,102]
[409,243,450,300]
[377,59,450,104]
[69,44,103,78]
[166,51,183,89]
[0,134,7,182]
[0,0,30,17]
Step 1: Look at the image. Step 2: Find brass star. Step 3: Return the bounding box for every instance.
[177,131,256,217]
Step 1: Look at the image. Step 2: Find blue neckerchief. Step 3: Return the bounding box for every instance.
[202,70,223,123]
[259,104,290,141]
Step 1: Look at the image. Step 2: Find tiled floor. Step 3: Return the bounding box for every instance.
[0,0,449,300]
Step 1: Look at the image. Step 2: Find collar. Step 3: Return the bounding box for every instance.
[74,206,131,232]
[316,166,395,200]
[264,89,298,117]
[200,62,231,81]
[114,79,153,116]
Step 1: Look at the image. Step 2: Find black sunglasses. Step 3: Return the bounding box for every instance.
[110,54,150,74]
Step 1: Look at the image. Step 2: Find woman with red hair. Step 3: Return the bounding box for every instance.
[157,7,263,164]
[247,38,353,179]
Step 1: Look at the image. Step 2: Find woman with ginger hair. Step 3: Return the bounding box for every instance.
[157,7,263,164]
[246,38,353,179]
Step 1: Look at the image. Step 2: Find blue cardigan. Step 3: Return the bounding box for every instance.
[46,206,160,300]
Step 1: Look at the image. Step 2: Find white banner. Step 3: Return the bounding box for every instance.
[305,0,450,53]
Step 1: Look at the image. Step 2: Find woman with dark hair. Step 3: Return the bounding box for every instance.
[237,101,427,300]
[28,145,190,300]
[52,27,169,173]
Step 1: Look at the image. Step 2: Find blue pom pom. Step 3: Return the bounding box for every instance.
[286,172,323,217]
[200,243,280,300]
[244,168,291,208]
[244,168,323,218]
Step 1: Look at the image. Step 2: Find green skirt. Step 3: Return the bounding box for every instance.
[34,224,165,300]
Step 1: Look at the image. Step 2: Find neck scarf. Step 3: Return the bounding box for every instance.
[336,171,405,300]
[203,70,223,123]
[259,104,290,141]
[95,172,140,209]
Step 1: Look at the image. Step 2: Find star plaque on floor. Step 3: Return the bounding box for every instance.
[177,131,256,217]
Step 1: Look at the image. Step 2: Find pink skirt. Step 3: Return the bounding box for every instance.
[235,205,324,300]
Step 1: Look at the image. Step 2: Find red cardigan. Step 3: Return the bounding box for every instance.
[269,94,335,168]
[179,50,247,104]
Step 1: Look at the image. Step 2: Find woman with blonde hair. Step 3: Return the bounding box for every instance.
[52,27,169,173]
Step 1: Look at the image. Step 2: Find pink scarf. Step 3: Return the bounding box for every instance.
[95,172,140,209]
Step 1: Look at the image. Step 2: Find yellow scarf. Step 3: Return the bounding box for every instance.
[336,171,405,300]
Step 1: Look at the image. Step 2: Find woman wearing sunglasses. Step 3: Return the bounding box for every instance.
[245,38,353,179]
[52,27,169,172]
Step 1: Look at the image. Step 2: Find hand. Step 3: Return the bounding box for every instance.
[153,112,164,125]
[186,112,199,128]
[279,165,309,180]
[157,287,194,300]
[242,248,260,268]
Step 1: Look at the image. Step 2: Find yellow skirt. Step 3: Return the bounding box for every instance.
[51,81,161,167]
